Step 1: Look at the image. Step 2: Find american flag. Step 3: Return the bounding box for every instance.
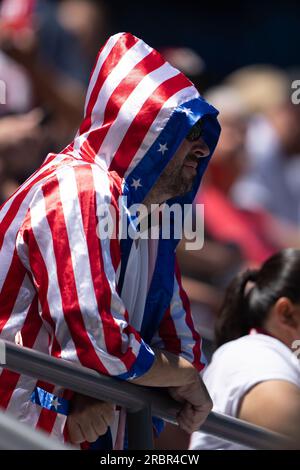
[0,33,220,445]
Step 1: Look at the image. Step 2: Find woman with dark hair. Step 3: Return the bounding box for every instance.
[190,248,300,449]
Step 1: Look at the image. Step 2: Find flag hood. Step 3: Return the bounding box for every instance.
[70,32,221,207]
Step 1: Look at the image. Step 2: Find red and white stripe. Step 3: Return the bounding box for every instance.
[73,32,193,175]
[156,264,206,373]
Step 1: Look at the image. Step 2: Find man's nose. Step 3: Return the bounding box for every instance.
[193,138,210,158]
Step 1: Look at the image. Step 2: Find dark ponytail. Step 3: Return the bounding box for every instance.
[215,249,300,348]
[215,269,258,347]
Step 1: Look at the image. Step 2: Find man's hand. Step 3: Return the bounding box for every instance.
[131,348,213,433]
[67,394,115,444]
[168,375,213,433]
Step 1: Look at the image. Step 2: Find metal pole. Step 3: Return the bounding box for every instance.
[3,340,145,411]
[198,410,293,450]
[1,340,296,450]
[127,406,154,450]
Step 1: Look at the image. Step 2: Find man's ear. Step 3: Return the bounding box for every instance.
[274,297,298,329]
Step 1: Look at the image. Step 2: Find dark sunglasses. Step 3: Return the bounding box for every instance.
[186,119,204,142]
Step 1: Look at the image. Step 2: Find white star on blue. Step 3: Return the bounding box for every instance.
[158,143,168,155]
[180,107,193,117]
[51,397,61,410]
[131,178,142,190]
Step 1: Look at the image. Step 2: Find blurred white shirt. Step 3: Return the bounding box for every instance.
[189,331,300,450]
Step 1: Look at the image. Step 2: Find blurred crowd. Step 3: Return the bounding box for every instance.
[163,52,299,343]
[1,0,300,450]
[177,62,300,341]
[0,0,110,202]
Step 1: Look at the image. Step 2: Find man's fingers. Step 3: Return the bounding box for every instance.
[178,411,195,433]
[170,375,213,434]
[67,419,85,444]
[69,418,107,444]
[168,387,185,403]
[78,409,111,442]
[92,416,110,437]
[68,402,115,443]
[178,414,204,433]
[78,419,99,443]
[67,395,116,443]
[178,403,196,432]
[93,404,114,429]
[177,402,209,433]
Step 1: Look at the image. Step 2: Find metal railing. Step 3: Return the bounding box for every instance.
[0,410,70,450]
[0,340,296,450]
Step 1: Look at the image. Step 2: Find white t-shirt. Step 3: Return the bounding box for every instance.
[189,332,300,450]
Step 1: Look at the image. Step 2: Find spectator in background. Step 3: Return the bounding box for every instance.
[0,0,112,201]
[34,0,112,86]
[196,84,300,267]
[0,0,113,136]
[190,249,300,450]
[176,83,300,364]
[0,109,48,203]
[227,66,300,227]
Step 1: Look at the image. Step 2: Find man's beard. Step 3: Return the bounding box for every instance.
[145,154,198,206]
[164,154,198,198]
[167,169,194,197]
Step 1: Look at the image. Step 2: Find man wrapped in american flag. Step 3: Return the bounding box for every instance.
[0,33,220,448]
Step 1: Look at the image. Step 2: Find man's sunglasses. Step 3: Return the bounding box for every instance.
[186,119,204,142]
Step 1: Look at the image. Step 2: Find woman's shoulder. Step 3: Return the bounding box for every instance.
[203,333,300,418]
[205,333,300,385]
